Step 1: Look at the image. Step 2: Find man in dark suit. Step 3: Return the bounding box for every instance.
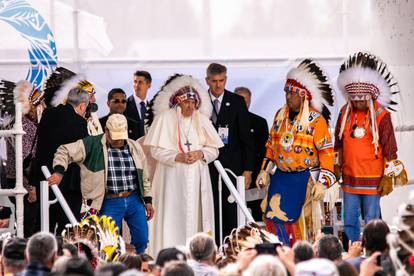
[125,70,152,138]
[35,88,89,233]
[205,63,255,244]
[235,87,269,222]
[100,88,140,140]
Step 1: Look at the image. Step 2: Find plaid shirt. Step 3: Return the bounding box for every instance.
[107,143,137,194]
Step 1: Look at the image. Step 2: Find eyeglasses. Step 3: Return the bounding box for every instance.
[111,99,127,104]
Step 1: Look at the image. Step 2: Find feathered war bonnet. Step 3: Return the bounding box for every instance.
[336,52,400,155]
[146,74,212,127]
[275,59,334,131]
[42,67,96,108]
[0,79,38,128]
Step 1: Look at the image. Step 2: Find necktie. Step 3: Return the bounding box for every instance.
[139,102,146,134]
[212,99,220,124]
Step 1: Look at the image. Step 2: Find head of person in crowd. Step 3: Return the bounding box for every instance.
[118,253,142,270]
[107,88,127,115]
[293,240,314,264]
[188,233,217,265]
[63,256,94,276]
[318,234,343,261]
[96,262,127,276]
[66,87,90,118]
[51,255,70,274]
[133,70,152,101]
[139,253,153,273]
[336,261,358,276]
[161,261,194,276]
[154,247,186,276]
[62,242,78,257]
[205,63,227,98]
[362,219,390,254]
[244,255,287,276]
[1,237,27,274]
[105,114,128,149]
[25,232,58,269]
[296,258,339,276]
[234,86,252,110]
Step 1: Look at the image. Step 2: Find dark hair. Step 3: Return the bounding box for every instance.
[107,88,126,101]
[293,240,314,263]
[2,237,27,258]
[362,219,390,252]
[318,234,343,261]
[161,261,194,276]
[140,253,154,262]
[206,63,227,76]
[118,253,142,270]
[234,87,251,96]
[64,256,94,276]
[96,262,127,276]
[336,261,358,276]
[156,247,186,268]
[62,242,78,257]
[134,70,152,83]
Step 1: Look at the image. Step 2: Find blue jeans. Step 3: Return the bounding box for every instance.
[343,192,380,242]
[100,193,148,253]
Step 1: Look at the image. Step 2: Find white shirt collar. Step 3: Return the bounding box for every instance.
[209,91,224,104]
[133,94,145,105]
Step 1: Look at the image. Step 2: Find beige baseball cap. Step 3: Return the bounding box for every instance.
[106,114,128,140]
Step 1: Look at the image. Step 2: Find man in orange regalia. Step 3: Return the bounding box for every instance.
[256,59,336,245]
[334,52,408,242]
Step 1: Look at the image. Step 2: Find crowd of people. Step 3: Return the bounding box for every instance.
[0,51,411,275]
[0,218,408,275]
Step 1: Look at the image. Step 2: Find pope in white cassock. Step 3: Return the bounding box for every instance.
[144,74,224,255]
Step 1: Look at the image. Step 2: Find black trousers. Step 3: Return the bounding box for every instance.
[5,178,40,237]
[209,166,238,246]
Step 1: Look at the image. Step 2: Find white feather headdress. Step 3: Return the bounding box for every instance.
[152,74,212,118]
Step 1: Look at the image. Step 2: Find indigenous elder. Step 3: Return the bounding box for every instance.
[334,52,407,242]
[144,74,223,256]
[256,59,336,245]
[48,114,153,253]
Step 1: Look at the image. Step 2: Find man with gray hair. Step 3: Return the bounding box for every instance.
[187,233,218,276]
[20,232,57,276]
[35,87,90,233]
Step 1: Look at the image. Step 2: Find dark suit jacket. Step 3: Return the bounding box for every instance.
[99,114,140,140]
[125,95,146,138]
[248,111,269,182]
[209,90,255,241]
[35,104,88,192]
[211,90,255,174]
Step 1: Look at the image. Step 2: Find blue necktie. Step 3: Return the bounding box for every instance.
[140,102,146,134]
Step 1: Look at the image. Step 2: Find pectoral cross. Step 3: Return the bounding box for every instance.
[184,139,192,152]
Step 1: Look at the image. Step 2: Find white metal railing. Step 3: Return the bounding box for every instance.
[0,103,26,237]
[40,166,77,232]
[213,160,255,246]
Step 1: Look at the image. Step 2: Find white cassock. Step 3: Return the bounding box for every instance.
[144,108,223,256]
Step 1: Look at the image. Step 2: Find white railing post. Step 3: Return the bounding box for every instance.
[0,103,27,237]
[40,180,54,231]
[218,176,223,247]
[236,175,246,227]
